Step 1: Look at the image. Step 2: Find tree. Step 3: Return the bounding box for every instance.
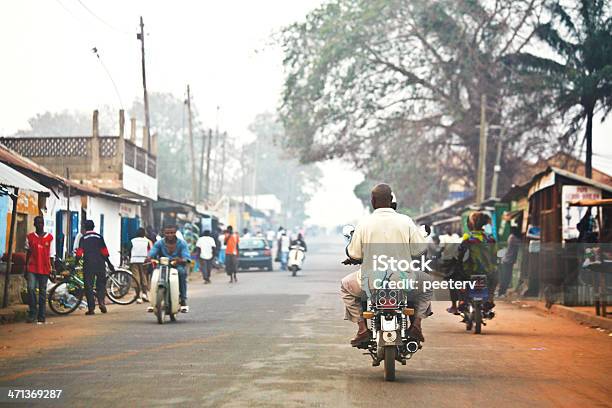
[15,108,118,136]
[130,92,212,202]
[279,0,564,211]
[510,0,612,178]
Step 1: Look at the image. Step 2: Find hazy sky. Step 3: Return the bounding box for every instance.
[1,1,610,226]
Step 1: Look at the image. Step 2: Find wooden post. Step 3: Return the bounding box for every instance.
[138,16,151,150]
[186,85,197,204]
[91,110,100,175]
[205,129,212,200]
[2,189,19,308]
[476,94,487,203]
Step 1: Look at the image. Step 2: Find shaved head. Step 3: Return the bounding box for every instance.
[371,183,393,209]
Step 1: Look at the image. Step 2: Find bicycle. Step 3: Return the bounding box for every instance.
[47,261,141,315]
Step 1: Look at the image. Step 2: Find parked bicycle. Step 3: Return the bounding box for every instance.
[48,260,140,315]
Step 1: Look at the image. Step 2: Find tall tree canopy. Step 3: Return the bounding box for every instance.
[280,0,568,212]
[510,0,612,178]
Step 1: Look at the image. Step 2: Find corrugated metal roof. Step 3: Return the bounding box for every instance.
[0,161,50,194]
[549,166,612,193]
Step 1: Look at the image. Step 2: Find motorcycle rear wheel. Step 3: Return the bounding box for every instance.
[474,306,482,334]
[383,346,396,382]
[156,287,166,324]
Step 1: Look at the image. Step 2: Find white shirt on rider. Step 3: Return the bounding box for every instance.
[347,207,427,287]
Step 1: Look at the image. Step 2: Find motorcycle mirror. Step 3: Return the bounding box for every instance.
[341,224,355,238]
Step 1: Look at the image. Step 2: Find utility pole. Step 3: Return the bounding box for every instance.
[66,167,71,258]
[490,128,504,199]
[137,16,151,149]
[476,94,488,203]
[198,130,206,202]
[251,136,259,209]
[186,85,197,204]
[240,146,245,231]
[204,129,213,200]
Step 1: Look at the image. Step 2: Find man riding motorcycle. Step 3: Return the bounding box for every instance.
[340,183,433,345]
[147,224,191,313]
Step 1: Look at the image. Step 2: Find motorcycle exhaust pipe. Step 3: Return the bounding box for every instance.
[406,341,419,353]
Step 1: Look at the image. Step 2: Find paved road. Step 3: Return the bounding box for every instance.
[1,236,610,407]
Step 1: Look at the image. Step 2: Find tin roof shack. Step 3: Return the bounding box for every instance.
[0,110,158,202]
[522,167,612,304]
[414,196,474,236]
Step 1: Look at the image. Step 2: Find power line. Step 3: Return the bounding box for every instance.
[75,0,131,35]
[92,47,124,109]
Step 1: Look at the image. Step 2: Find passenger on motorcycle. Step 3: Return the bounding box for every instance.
[146,224,191,313]
[340,183,433,345]
[457,211,498,312]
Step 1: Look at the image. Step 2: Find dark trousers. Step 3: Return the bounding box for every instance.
[84,268,107,311]
[225,254,237,276]
[27,272,49,321]
[498,262,515,296]
[199,258,213,280]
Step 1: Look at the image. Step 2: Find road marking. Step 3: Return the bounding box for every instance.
[0,333,231,382]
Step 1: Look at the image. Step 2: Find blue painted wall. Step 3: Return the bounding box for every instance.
[0,195,9,257]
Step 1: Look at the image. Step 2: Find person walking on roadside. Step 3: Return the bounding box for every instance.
[195,230,216,284]
[24,216,54,324]
[498,226,521,297]
[278,230,290,271]
[76,220,114,315]
[225,226,239,283]
[130,228,151,303]
[266,229,276,248]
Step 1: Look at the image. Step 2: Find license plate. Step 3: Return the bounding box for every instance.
[243,251,258,257]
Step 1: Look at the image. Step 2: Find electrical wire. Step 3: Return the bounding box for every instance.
[75,0,131,35]
[92,47,124,110]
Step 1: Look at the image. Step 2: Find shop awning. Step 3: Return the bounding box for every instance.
[0,162,50,195]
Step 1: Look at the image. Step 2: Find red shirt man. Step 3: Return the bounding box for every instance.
[24,216,54,323]
[26,230,54,275]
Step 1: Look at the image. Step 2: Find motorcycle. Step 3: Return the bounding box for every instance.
[341,224,422,382]
[148,257,181,324]
[459,274,495,334]
[287,244,306,277]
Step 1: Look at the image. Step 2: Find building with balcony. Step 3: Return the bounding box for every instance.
[0,110,157,201]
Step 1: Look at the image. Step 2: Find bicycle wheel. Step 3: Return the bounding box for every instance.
[106,269,140,305]
[48,281,84,315]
